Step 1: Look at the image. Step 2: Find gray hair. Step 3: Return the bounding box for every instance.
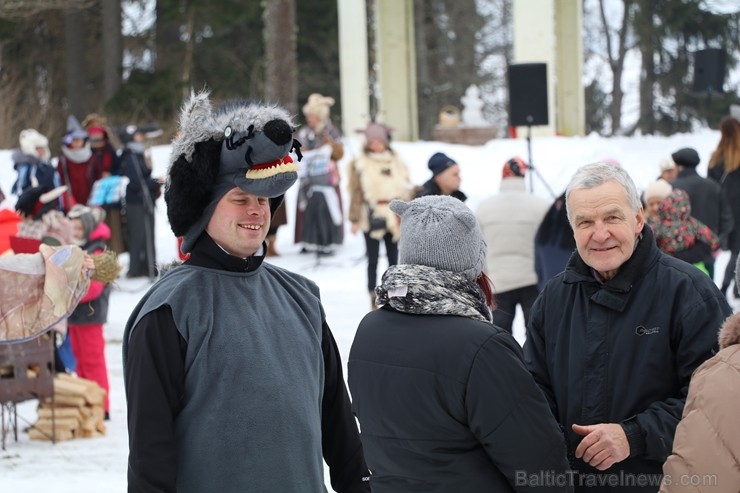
[565,162,642,224]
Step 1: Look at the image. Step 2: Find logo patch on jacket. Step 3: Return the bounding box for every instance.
[635,325,660,336]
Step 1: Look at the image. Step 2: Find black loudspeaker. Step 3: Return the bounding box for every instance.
[693,48,726,93]
[508,63,549,127]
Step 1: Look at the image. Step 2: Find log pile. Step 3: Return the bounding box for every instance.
[28,373,106,441]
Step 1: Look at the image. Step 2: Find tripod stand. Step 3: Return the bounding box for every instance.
[525,125,557,200]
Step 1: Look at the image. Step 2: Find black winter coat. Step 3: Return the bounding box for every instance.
[708,163,740,252]
[671,167,733,249]
[349,307,572,493]
[524,226,731,492]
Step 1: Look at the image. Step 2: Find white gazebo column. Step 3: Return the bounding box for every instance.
[338,1,370,137]
[512,0,584,137]
[512,0,557,137]
[374,0,418,141]
[555,0,585,136]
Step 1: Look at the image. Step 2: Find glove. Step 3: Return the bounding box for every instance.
[15,185,49,217]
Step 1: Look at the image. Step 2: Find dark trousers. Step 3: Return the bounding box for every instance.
[491,284,540,335]
[720,249,739,297]
[364,232,398,292]
[126,203,156,278]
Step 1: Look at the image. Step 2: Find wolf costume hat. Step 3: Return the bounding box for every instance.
[167,91,302,253]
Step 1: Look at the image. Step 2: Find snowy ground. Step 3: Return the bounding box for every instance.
[0,130,737,492]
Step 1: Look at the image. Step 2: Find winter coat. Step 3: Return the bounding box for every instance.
[347,149,411,240]
[476,177,550,293]
[659,313,740,493]
[652,189,719,265]
[708,163,740,252]
[671,167,733,250]
[11,150,62,199]
[58,143,99,207]
[524,225,732,492]
[119,144,157,207]
[534,192,575,290]
[0,208,21,254]
[414,177,468,202]
[67,222,111,325]
[123,234,369,493]
[294,122,343,245]
[349,265,572,493]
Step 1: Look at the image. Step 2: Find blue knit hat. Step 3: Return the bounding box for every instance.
[390,195,486,281]
[427,152,456,176]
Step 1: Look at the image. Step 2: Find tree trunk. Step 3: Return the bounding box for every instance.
[182,5,195,100]
[598,0,633,135]
[64,8,86,119]
[100,0,121,102]
[263,0,297,113]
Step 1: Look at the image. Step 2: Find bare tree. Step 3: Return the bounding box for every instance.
[264,0,297,113]
[597,0,636,136]
[64,8,86,119]
[0,0,95,18]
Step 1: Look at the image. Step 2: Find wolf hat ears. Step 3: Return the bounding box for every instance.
[166,91,302,253]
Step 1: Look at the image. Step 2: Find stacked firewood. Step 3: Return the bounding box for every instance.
[28,373,106,441]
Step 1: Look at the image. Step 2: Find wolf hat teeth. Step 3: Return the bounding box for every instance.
[166,90,301,253]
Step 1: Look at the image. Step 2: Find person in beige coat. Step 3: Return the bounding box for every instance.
[475,157,549,334]
[660,256,740,493]
[347,122,411,309]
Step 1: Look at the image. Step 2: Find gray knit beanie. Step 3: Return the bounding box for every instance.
[389,195,486,281]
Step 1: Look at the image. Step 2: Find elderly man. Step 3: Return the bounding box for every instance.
[123,92,369,493]
[524,162,731,492]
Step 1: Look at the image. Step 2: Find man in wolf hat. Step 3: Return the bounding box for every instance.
[123,92,370,492]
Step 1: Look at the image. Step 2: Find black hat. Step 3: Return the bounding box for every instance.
[167,91,302,253]
[428,152,456,176]
[671,147,700,168]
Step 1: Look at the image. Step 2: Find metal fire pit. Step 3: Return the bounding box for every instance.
[0,332,55,449]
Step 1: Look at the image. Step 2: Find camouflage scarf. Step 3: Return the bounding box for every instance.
[375,264,491,323]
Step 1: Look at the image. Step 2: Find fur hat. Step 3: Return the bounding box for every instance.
[390,195,486,281]
[502,156,528,178]
[361,122,392,145]
[658,157,676,172]
[68,204,99,240]
[644,179,673,201]
[671,147,700,168]
[19,129,51,161]
[427,152,457,176]
[167,91,302,253]
[302,93,334,122]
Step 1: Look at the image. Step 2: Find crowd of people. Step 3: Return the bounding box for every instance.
[2,93,740,492]
[1,112,164,422]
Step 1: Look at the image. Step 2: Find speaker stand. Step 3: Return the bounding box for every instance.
[525,125,557,199]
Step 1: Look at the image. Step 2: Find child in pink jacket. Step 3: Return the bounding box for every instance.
[67,205,112,418]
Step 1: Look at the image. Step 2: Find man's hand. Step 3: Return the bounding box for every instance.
[572,423,630,471]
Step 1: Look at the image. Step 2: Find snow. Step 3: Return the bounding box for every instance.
[0,130,736,492]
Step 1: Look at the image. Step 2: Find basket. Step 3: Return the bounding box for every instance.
[438,105,461,127]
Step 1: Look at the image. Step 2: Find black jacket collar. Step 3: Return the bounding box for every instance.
[563,225,659,311]
[186,233,265,273]
[677,167,699,179]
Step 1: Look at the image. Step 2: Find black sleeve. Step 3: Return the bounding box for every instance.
[470,332,572,492]
[321,321,371,493]
[719,186,734,250]
[125,305,186,493]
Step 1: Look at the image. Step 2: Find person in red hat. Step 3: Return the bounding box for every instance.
[476,157,550,334]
